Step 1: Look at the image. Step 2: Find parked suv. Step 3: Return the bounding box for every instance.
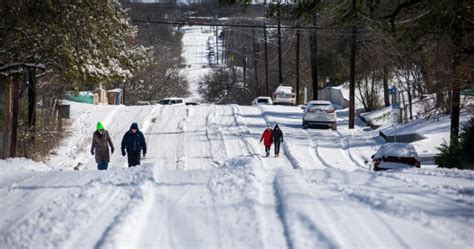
[273,86,296,105]
[159,97,185,105]
[302,100,337,130]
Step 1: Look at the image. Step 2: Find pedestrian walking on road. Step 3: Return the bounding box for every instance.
[121,123,147,167]
[272,124,284,157]
[91,122,114,170]
[260,125,273,157]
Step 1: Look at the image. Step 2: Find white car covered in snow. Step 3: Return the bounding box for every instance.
[370,143,421,171]
[273,86,296,105]
[252,96,273,106]
[302,100,337,130]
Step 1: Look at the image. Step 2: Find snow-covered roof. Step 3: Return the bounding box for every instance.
[107,88,122,93]
[308,100,332,105]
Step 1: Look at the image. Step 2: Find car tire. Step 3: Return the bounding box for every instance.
[331,123,337,130]
[303,122,308,129]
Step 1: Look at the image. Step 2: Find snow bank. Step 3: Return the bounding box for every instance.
[0,158,50,171]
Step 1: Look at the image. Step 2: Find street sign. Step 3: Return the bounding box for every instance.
[392,102,400,110]
[388,86,397,94]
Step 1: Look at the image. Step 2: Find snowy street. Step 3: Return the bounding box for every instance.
[1,5,473,248]
[1,103,473,248]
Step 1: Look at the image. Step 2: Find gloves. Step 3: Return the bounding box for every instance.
[143,153,146,158]
[122,150,126,156]
[111,147,114,154]
[91,150,94,155]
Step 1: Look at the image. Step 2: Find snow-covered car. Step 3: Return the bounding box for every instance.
[185,101,200,106]
[302,100,337,130]
[136,101,151,105]
[273,86,296,105]
[159,97,185,105]
[370,143,421,171]
[252,96,273,106]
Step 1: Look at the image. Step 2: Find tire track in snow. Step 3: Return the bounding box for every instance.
[225,106,294,248]
[258,105,325,169]
[0,171,98,235]
[300,170,473,248]
[273,169,339,249]
[307,129,361,171]
[205,106,228,168]
[1,169,151,249]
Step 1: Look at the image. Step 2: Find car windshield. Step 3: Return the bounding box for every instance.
[159,99,171,105]
[258,99,269,103]
[276,87,294,94]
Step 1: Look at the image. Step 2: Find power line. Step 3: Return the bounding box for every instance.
[131,19,357,30]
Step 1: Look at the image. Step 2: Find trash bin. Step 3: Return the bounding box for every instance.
[58,101,71,119]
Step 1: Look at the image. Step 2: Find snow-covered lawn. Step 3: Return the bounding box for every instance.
[0,102,473,248]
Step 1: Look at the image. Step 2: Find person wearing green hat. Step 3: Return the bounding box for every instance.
[91,121,114,170]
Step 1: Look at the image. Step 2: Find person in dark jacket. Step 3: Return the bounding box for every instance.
[121,123,147,167]
[91,122,114,170]
[272,124,284,157]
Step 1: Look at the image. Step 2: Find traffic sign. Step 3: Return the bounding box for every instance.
[388,86,397,94]
[392,102,400,109]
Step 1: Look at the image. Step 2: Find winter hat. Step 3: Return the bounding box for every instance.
[96,122,104,131]
[130,123,139,130]
[274,124,280,129]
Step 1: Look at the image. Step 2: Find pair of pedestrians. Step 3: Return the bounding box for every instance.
[260,124,284,157]
[91,122,146,170]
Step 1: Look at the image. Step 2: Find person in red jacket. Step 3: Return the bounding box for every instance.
[260,126,273,157]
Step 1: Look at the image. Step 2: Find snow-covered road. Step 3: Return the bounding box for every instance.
[1,103,473,248]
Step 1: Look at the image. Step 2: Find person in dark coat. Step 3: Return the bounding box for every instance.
[272,124,284,157]
[121,123,147,167]
[260,126,273,157]
[91,122,114,170]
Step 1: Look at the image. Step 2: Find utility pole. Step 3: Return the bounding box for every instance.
[221,29,225,64]
[3,77,12,158]
[243,47,247,87]
[349,0,357,129]
[310,11,318,100]
[252,29,260,96]
[383,65,390,107]
[215,16,219,65]
[277,1,283,85]
[10,75,20,157]
[295,24,301,105]
[450,0,462,147]
[27,68,36,129]
[264,23,269,96]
